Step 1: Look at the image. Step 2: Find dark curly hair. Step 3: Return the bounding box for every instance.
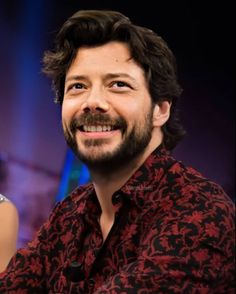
[43,10,185,150]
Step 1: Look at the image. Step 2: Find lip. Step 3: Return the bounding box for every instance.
[77,129,120,139]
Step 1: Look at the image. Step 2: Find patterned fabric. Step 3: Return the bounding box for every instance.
[0,194,10,204]
[0,146,235,293]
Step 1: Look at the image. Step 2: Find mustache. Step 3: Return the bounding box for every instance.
[69,113,127,134]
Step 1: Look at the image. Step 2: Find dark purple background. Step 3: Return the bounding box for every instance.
[0,0,235,199]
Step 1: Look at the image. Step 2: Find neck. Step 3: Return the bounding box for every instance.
[90,137,161,216]
[90,155,139,214]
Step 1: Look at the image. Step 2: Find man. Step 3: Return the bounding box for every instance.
[0,10,235,293]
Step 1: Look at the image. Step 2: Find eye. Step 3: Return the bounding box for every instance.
[111,81,130,89]
[70,83,85,90]
[66,83,87,94]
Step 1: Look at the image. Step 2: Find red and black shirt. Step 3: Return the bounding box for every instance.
[0,146,235,293]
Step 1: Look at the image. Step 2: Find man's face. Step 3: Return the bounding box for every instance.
[62,41,156,170]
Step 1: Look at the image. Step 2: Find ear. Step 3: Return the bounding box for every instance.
[152,101,171,127]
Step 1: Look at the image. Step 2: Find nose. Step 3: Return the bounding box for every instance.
[81,88,110,113]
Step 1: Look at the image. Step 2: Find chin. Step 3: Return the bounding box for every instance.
[79,147,117,162]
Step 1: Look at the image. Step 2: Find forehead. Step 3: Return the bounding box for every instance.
[75,41,131,64]
[66,41,145,78]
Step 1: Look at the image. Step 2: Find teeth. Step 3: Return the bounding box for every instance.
[83,125,113,132]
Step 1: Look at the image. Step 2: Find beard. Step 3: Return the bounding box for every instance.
[63,110,153,172]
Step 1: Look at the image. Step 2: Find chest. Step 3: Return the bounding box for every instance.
[48,205,156,293]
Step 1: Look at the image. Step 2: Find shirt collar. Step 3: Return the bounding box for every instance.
[116,145,175,208]
[73,144,175,214]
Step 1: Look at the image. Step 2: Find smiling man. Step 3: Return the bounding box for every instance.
[62,42,168,171]
[0,10,235,293]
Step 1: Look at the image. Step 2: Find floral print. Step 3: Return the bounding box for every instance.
[0,146,235,293]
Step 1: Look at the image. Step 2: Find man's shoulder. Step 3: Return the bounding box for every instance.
[68,182,94,202]
[163,159,234,210]
[48,183,94,221]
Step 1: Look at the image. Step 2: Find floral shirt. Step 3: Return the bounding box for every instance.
[0,147,235,293]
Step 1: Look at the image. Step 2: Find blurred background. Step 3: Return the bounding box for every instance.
[0,0,235,248]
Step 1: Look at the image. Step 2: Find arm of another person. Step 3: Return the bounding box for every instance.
[0,199,70,292]
[0,201,19,272]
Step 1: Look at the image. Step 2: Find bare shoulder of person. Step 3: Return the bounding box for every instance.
[0,195,19,272]
[0,198,19,224]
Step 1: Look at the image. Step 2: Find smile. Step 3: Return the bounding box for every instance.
[77,125,120,139]
[80,125,117,132]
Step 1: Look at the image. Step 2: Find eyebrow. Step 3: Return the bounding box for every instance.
[65,75,88,84]
[104,73,137,83]
[65,73,138,84]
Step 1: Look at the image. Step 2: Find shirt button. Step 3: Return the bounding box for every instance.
[88,278,95,287]
[64,261,84,283]
[112,193,122,205]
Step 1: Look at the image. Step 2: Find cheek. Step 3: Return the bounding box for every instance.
[61,103,74,124]
[118,102,140,120]
[61,103,67,118]
[61,118,68,135]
